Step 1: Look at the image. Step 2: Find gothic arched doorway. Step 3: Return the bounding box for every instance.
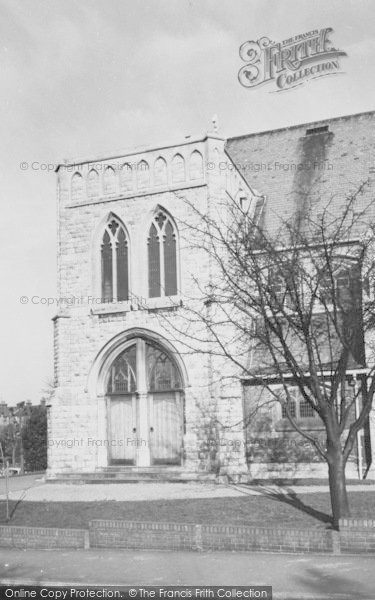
[106,338,184,466]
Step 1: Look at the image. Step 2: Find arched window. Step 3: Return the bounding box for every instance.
[107,344,137,394]
[171,154,185,183]
[148,210,178,298]
[101,217,129,302]
[146,343,181,391]
[137,160,150,189]
[154,157,167,186]
[106,340,182,394]
[87,169,99,198]
[103,166,116,195]
[120,163,133,193]
[189,150,203,180]
[71,172,84,201]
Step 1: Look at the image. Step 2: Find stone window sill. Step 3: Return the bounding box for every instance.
[90,296,181,315]
[91,301,132,315]
[146,295,181,311]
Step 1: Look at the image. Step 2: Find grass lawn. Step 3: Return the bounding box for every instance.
[1,491,374,530]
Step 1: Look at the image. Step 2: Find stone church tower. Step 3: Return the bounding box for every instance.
[48,133,255,479]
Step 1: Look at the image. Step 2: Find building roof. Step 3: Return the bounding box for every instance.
[226,110,375,238]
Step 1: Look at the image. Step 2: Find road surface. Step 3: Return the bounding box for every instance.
[0,548,375,599]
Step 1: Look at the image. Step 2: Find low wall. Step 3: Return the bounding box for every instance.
[0,519,374,554]
[89,519,333,553]
[0,525,88,549]
[339,518,375,554]
[89,520,197,550]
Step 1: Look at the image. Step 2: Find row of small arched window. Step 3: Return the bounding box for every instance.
[71,150,204,202]
[101,210,178,303]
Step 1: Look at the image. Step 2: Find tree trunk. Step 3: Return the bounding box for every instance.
[327,447,350,528]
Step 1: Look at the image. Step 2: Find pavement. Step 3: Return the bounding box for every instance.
[1,547,375,599]
[1,475,375,502]
[0,473,42,496]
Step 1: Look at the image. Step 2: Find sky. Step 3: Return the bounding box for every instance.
[1,0,375,405]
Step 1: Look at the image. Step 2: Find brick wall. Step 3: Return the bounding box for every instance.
[0,526,88,549]
[227,111,375,478]
[339,518,375,554]
[227,111,375,237]
[89,519,333,553]
[89,520,198,551]
[1,519,375,554]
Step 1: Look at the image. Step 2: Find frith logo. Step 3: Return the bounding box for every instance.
[238,28,347,92]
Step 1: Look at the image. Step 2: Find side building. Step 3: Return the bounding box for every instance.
[227,110,375,479]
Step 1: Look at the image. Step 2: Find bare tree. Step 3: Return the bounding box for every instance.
[165,182,375,527]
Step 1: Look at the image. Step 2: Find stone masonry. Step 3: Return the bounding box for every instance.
[48,133,254,478]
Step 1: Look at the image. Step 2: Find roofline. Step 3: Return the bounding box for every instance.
[55,108,375,172]
[55,132,225,172]
[223,148,261,197]
[227,109,375,142]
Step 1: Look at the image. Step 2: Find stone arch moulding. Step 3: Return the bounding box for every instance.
[142,204,180,249]
[153,156,168,186]
[137,159,150,189]
[71,171,84,202]
[171,153,185,183]
[86,327,190,397]
[103,165,117,195]
[189,149,204,180]
[87,168,100,198]
[120,162,134,192]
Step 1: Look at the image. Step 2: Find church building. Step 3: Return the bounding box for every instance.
[48,110,375,481]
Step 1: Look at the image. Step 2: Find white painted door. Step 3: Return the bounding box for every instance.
[149,392,183,465]
[109,395,136,464]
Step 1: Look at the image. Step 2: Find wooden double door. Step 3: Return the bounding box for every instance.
[109,392,183,465]
[107,339,184,466]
